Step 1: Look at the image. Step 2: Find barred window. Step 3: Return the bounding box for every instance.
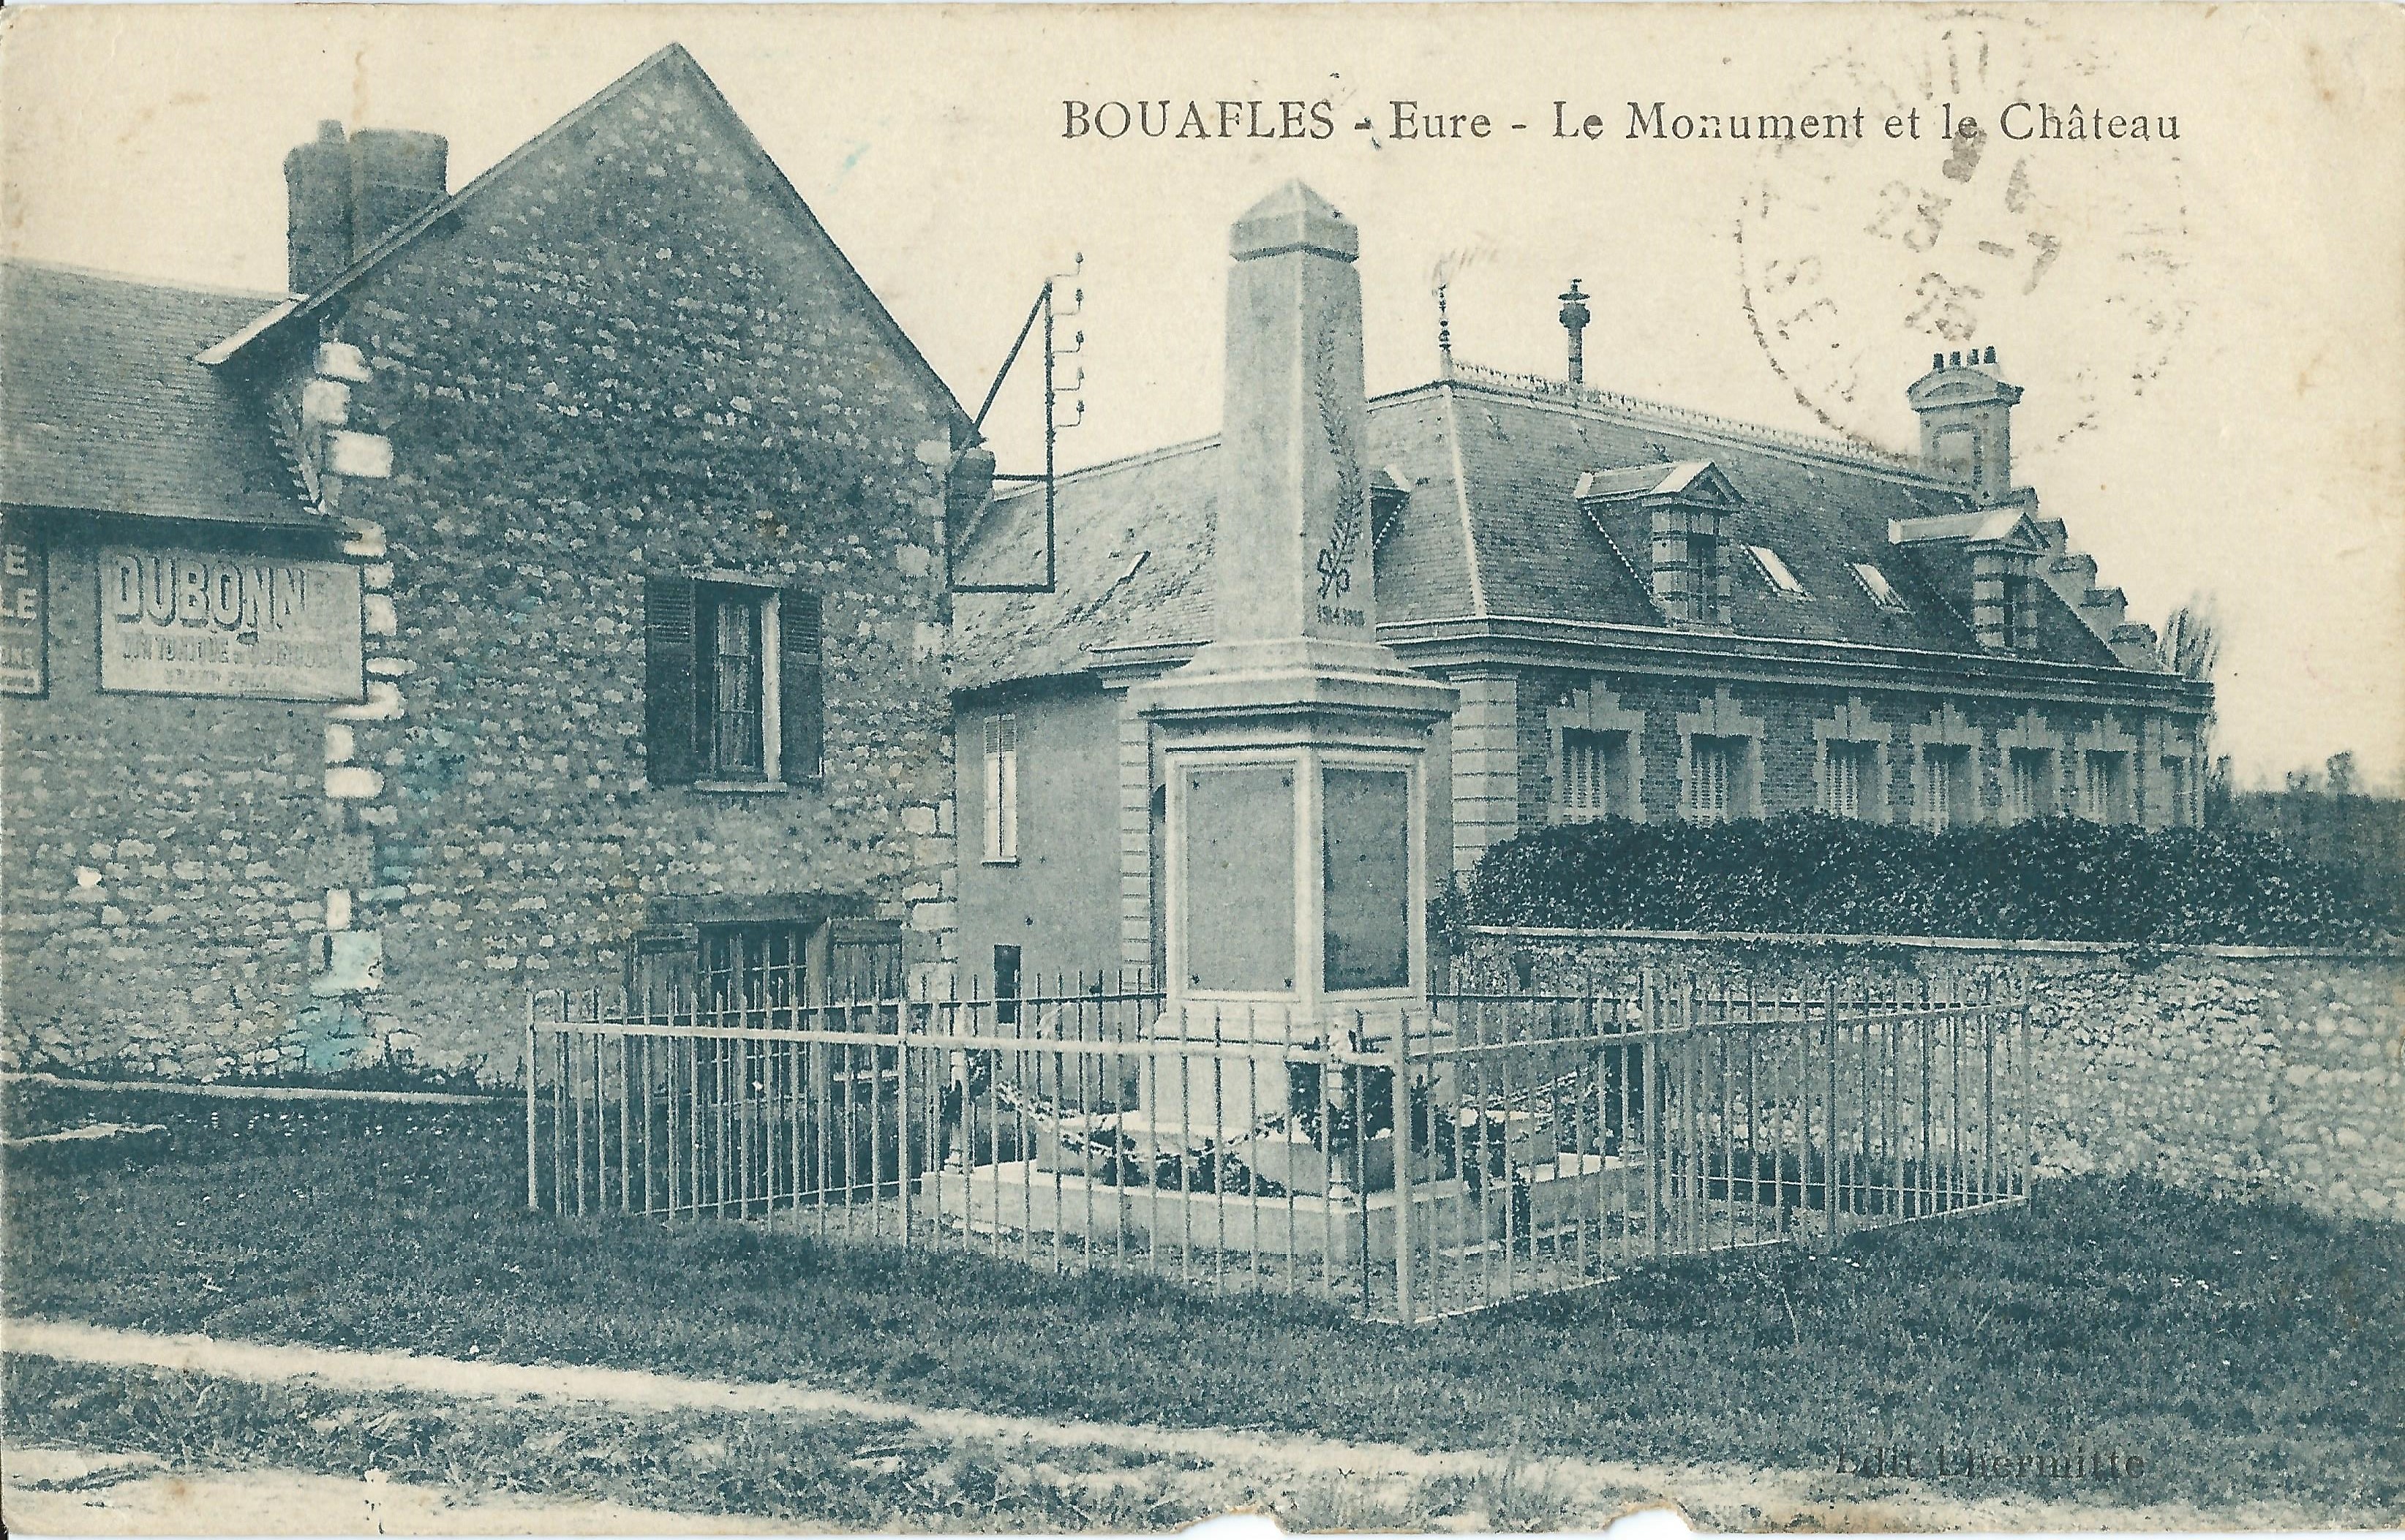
[698,922,810,1016]
[2163,756,2192,827]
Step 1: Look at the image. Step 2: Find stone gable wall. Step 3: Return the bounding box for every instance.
[1461,929,2405,1223]
[3,66,962,1082]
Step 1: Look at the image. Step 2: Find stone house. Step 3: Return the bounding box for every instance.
[1,44,990,1079]
[952,246,2213,992]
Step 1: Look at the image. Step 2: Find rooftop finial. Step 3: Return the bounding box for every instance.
[1558,279,1591,386]
[1437,284,1453,378]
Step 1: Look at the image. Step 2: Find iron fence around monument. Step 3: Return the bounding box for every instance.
[525,973,2030,1322]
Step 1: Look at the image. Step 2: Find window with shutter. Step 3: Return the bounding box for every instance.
[642,575,701,785]
[1823,741,1876,820]
[982,713,1019,862]
[647,576,822,789]
[1557,728,1630,822]
[1922,745,1973,829]
[1689,736,1739,823]
[2009,748,2055,822]
[778,587,823,785]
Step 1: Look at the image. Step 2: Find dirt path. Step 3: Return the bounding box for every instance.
[4,1317,2376,1533]
[4,1448,789,1536]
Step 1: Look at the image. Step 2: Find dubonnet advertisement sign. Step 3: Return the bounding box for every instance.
[0,531,44,695]
[99,547,364,702]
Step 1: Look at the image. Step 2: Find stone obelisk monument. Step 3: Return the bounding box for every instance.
[1131,181,1456,1123]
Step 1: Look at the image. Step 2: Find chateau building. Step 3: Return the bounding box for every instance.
[1,45,990,1078]
[952,262,2213,990]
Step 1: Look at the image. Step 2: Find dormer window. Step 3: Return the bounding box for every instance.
[1576,459,1739,629]
[1747,544,1806,597]
[1851,562,1908,611]
[2001,567,2038,650]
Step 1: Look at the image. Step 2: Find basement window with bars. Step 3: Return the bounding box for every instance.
[642,575,823,788]
[982,714,1020,863]
[1557,728,1632,821]
[699,922,811,1015]
[1822,741,1878,820]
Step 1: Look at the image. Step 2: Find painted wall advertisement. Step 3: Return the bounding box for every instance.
[99,547,364,701]
[0,531,43,695]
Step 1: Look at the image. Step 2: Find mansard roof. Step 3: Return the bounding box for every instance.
[952,362,2139,690]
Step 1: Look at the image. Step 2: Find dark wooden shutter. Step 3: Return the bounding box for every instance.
[780,587,824,784]
[643,575,701,786]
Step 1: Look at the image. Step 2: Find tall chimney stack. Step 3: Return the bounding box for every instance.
[285,121,449,295]
[1905,344,2021,505]
[1559,279,1591,385]
[285,122,353,295]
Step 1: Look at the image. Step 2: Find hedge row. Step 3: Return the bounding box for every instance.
[1464,815,2401,947]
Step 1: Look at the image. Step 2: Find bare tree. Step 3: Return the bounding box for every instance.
[2162,594,2222,683]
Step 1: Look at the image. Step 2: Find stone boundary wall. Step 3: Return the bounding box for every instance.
[1459,927,2405,1224]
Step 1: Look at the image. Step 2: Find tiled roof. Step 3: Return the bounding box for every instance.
[952,438,1219,690]
[1,261,312,526]
[951,366,2129,689]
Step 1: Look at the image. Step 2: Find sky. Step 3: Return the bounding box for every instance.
[4,4,2399,788]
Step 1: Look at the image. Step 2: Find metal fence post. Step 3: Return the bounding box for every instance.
[1390,1019,1415,1325]
[524,992,538,1212]
[897,1009,914,1245]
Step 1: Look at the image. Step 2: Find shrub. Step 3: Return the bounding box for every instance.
[1466,815,2401,947]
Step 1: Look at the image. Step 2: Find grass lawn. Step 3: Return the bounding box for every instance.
[6,1083,2401,1517]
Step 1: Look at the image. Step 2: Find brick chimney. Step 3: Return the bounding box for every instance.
[285,121,448,295]
[1906,345,2020,505]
